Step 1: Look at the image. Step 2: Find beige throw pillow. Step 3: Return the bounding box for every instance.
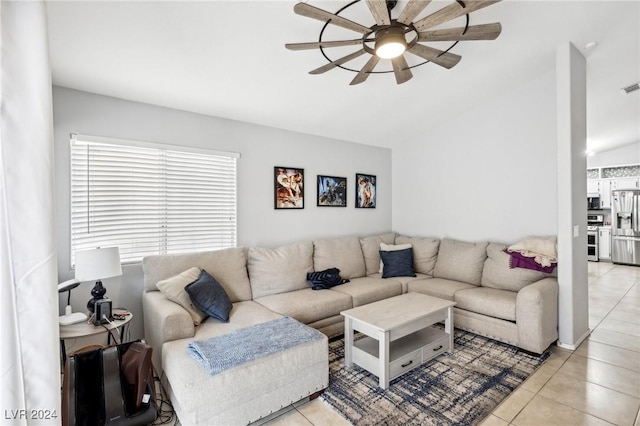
[156,267,207,325]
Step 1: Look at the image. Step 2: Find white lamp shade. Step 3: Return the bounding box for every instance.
[75,247,122,281]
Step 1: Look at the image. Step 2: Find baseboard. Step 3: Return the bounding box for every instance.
[556,328,591,351]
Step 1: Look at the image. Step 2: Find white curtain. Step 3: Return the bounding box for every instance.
[1,1,61,424]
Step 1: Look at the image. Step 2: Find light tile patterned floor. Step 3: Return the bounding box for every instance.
[262,263,640,426]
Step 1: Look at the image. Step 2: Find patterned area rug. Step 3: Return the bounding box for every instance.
[321,327,550,425]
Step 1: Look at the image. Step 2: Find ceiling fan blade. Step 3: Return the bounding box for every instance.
[391,55,413,84]
[418,22,502,42]
[350,55,380,85]
[397,0,432,25]
[294,2,371,35]
[365,0,391,25]
[408,44,461,68]
[414,0,501,31]
[286,39,365,51]
[309,49,367,74]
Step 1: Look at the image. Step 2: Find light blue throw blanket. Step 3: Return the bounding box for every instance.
[187,316,324,375]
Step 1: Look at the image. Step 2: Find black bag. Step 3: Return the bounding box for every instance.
[62,341,157,426]
[307,267,349,290]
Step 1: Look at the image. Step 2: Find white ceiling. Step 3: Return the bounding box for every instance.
[45,1,640,153]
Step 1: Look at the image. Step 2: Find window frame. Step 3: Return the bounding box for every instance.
[69,133,240,266]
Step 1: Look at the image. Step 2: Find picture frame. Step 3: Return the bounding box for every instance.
[317,175,347,207]
[355,173,376,208]
[274,167,304,209]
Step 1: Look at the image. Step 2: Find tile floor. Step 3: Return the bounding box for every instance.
[262,263,640,426]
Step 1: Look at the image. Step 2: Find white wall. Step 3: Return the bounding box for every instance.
[53,86,392,341]
[587,141,640,168]
[392,70,558,242]
[556,43,589,349]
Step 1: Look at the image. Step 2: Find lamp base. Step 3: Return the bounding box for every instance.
[59,312,88,326]
[87,279,107,313]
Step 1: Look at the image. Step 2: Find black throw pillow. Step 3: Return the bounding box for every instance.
[307,268,349,290]
[380,248,416,278]
[185,270,233,322]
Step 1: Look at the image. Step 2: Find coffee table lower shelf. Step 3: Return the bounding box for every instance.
[352,327,450,384]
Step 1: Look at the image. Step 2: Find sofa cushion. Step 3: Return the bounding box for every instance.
[395,235,440,275]
[482,243,553,292]
[407,277,476,301]
[433,238,488,285]
[454,287,517,322]
[313,237,366,279]
[360,233,396,275]
[254,288,353,325]
[193,300,284,341]
[185,270,233,323]
[156,267,207,325]
[380,248,416,278]
[142,247,252,303]
[368,272,432,293]
[248,242,314,299]
[330,276,403,307]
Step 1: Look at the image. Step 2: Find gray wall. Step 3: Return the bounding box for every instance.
[53,86,392,343]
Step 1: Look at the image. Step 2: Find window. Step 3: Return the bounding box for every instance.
[70,134,238,265]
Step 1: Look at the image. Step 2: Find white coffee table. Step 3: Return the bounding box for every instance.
[341,292,455,389]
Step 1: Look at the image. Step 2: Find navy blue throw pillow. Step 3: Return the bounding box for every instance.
[380,248,416,278]
[185,270,233,322]
[307,268,349,290]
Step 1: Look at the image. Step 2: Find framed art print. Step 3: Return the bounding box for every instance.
[274,167,304,209]
[317,175,347,207]
[355,173,376,208]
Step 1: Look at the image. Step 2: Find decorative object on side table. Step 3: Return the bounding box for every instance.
[58,278,87,325]
[75,246,122,313]
[274,166,304,209]
[317,175,347,207]
[355,173,376,208]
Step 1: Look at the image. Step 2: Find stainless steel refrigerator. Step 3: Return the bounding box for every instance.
[611,188,640,266]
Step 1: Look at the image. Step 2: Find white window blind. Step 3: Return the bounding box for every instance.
[70,134,238,265]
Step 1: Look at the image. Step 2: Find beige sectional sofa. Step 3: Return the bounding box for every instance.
[141,233,558,425]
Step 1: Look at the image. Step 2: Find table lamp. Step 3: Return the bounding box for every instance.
[75,247,122,313]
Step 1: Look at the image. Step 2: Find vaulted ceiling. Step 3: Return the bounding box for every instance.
[46,1,639,153]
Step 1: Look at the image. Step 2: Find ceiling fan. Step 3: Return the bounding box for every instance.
[285,0,503,85]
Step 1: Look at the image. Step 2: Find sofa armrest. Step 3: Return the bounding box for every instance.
[143,290,195,370]
[515,277,559,354]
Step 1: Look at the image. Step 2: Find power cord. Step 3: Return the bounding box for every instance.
[101,315,122,345]
[150,370,177,425]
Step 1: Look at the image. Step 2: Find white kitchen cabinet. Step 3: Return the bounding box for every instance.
[600,179,612,208]
[611,178,639,190]
[587,179,600,194]
[599,227,611,260]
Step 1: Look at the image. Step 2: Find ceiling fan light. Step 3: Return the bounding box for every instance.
[375,27,407,59]
[376,41,406,59]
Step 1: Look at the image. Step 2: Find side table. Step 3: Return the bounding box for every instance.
[59,311,133,364]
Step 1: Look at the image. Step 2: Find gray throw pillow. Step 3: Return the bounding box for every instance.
[380,248,416,278]
[185,270,233,323]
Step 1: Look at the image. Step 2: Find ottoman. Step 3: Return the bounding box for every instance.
[161,319,328,425]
